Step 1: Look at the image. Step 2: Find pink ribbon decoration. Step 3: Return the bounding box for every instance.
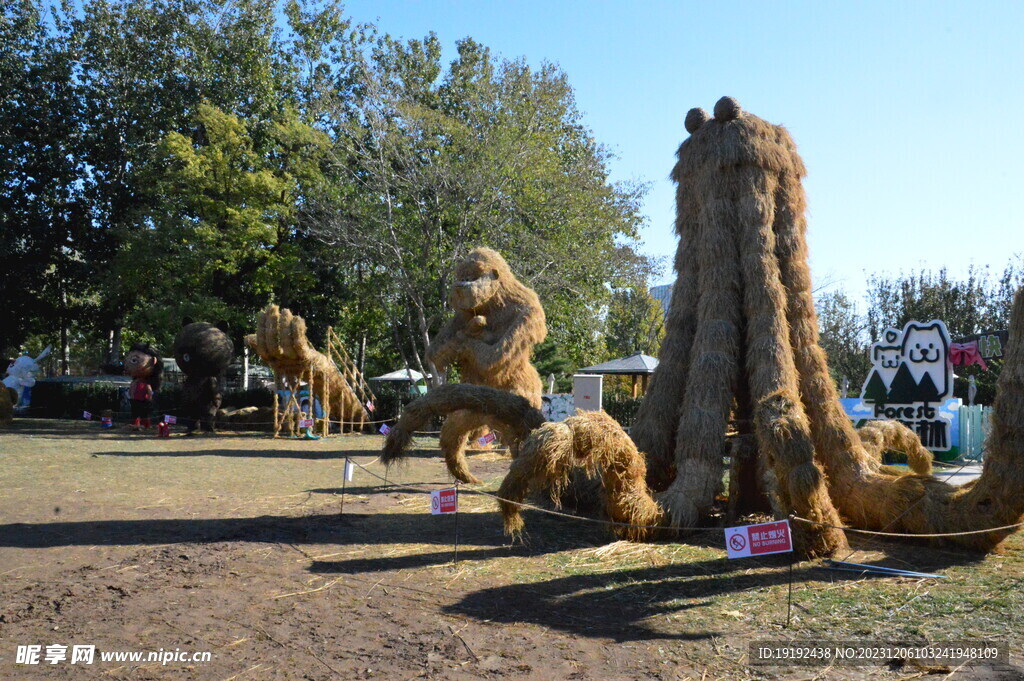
[949,341,988,371]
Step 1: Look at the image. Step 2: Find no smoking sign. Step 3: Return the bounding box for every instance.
[430,488,458,515]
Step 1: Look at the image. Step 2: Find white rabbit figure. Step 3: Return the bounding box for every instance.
[4,345,51,406]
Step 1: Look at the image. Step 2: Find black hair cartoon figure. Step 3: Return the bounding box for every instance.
[124,342,162,430]
[173,321,233,434]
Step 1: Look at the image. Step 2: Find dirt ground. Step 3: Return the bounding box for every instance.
[1,419,1022,681]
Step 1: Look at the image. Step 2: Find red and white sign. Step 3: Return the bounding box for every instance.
[165,414,177,425]
[477,431,496,446]
[430,488,458,515]
[299,418,314,429]
[379,424,391,435]
[365,401,375,412]
[83,411,92,420]
[725,519,793,559]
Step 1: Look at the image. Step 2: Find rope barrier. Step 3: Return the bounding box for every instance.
[349,459,723,535]
[348,458,1024,543]
[791,515,1024,539]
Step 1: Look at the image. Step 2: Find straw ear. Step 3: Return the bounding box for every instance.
[685,108,710,134]
[713,96,741,121]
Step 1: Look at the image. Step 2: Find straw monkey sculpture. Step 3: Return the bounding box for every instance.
[384,98,1024,557]
[412,247,547,484]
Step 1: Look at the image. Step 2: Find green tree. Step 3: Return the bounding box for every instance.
[312,34,653,381]
[815,290,872,392]
[118,103,329,348]
[0,0,86,370]
[604,286,665,358]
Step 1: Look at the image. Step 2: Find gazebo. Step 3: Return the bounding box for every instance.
[368,368,431,394]
[578,353,660,397]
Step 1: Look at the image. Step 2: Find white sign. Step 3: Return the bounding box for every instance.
[430,488,458,515]
[344,460,355,482]
[572,374,603,412]
[164,414,177,425]
[299,418,314,429]
[82,411,92,420]
[858,319,954,451]
[379,424,391,435]
[725,519,794,559]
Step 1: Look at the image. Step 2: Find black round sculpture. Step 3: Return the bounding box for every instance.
[173,321,233,434]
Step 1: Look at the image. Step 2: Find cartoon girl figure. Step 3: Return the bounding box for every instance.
[124,343,162,431]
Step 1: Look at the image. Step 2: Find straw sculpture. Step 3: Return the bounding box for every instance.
[246,305,367,433]
[173,321,233,434]
[413,247,547,484]
[0,385,14,426]
[383,97,1024,556]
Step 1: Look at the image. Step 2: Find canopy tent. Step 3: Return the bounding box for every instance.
[369,368,430,382]
[578,353,660,397]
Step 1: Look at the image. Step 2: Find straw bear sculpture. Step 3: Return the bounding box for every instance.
[403,247,547,484]
[384,98,1024,557]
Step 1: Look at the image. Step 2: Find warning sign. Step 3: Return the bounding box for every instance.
[725,519,793,559]
[430,488,458,515]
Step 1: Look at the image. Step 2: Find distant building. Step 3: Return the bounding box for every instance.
[650,284,672,316]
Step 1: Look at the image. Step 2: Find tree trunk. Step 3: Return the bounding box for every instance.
[60,285,70,376]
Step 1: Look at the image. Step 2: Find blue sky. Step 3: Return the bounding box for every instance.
[343,0,1024,298]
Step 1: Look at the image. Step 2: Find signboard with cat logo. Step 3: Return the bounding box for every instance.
[853,319,956,453]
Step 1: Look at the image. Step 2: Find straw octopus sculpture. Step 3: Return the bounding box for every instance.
[384,97,1024,557]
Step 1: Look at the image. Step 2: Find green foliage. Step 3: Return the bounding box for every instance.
[602,393,645,429]
[533,339,575,392]
[604,286,665,359]
[815,290,872,392]
[314,33,654,377]
[117,103,331,347]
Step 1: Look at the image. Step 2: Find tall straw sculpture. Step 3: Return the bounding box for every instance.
[383,247,547,484]
[384,97,1024,557]
[247,305,368,434]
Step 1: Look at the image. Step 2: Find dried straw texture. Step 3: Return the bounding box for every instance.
[765,112,1024,550]
[0,386,14,426]
[498,410,665,541]
[381,384,546,472]
[635,101,845,555]
[426,248,547,483]
[249,305,366,426]
[857,420,933,475]
[653,112,746,530]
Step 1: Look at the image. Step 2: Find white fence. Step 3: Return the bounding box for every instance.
[958,405,992,460]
